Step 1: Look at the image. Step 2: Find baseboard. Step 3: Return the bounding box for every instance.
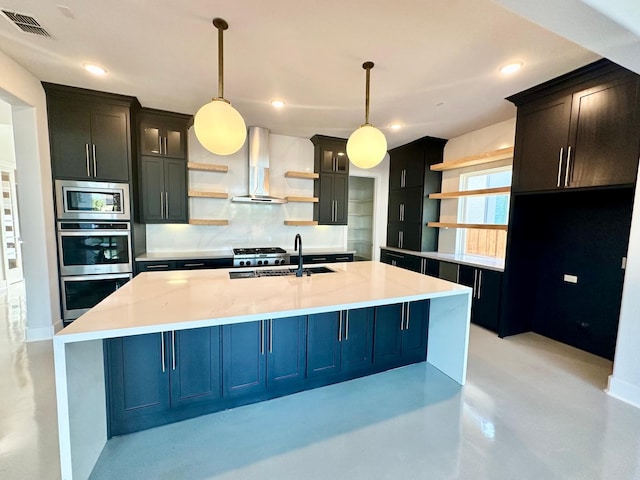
[606,375,640,409]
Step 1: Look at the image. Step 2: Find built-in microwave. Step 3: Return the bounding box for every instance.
[55,179,130,221]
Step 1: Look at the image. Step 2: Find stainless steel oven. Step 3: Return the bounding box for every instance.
[60,273,131,321]
[57,221,132,275]
[55,179,130,221]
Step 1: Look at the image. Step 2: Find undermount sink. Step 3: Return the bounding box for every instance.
[229,266,335,279]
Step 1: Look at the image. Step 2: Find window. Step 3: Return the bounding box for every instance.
[457,167,511,258]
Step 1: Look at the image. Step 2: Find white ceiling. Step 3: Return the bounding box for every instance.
[0,0,615,148]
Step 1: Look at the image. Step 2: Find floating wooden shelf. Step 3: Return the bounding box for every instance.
[284,220,319,226]
[285,171,319,180]
[188,162,229,173]
[427,222,508,231]
[430,146,514,171]
[188,219,229,226]
[429,186,511,199]
[188,190,228,199]
[285,196,318,203]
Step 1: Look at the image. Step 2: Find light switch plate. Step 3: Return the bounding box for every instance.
[563,274,578,284]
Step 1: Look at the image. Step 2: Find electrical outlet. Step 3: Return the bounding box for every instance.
[563,274,578,284]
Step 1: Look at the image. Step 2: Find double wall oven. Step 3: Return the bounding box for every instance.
[55,180,132,322]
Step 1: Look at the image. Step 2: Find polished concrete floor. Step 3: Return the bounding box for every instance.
[2,283,640,479]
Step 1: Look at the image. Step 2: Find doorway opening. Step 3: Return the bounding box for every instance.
[348,176,374,261]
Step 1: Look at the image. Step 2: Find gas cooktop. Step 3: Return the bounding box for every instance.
[232,247,289,267]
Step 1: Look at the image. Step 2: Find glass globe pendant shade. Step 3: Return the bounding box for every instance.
[194,99,247,155]
[347,124,387,168]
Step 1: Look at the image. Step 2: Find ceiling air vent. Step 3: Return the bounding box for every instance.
[1,9,51,37]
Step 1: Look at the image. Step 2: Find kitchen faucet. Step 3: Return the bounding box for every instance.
[294,233,304,277]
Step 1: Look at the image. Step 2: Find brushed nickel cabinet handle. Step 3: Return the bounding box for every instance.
[565,146,572,187]
[473,269,478,299]
[406,302,410,330]
[92,144,97,177]
[165,191,169,219]
[183,263,205,267]
[146,264,169,269]
[158,137,163,155]
[345,310,349,341]
[260,320,265,355]
[269,319,273,353]
[160,332,165,373]
[85,144,91,177]
[477,271,482,300]
[401,303,405,330]
[164,137,168,156]
[557,147,564,187]
[171,331,176,371]
[338,311,343,342]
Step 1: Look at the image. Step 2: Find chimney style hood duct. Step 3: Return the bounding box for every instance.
[232,126,287,204]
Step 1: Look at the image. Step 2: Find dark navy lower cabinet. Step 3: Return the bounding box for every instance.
[223,316,307,398]
[307,307,375,379]
[373,300,429,369]
[106,304,427,436]
[106,327,222,436]
[171,327,222,408]
[222,321,267,398]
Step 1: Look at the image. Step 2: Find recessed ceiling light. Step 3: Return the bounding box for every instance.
[270,99,285,108]
[390,123,402,130]
[83,63,107,76]
[500,62,523,75]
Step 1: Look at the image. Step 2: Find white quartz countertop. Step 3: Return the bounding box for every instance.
[383,247,505,272]
[56,261,470,343]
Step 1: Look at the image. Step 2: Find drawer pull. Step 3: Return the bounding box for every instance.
[183,263,205,267]
[146,264,170,269]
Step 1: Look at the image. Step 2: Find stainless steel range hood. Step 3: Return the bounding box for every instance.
[232,126,287,204]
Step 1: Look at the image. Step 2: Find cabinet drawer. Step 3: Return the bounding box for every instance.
[175,258,233,270]
[136,261,176,273]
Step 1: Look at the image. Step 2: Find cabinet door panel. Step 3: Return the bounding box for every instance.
[50,102,93,180]
[474,270,502,332]
[569,77,640,188]
[317,174,334,224]
[513,96,572,193]
[91,107,129,182]
[140,124,162,156]
[268,316,306,388]
[164,159,187,222]
[165,128,185,158]
[401,300,429,363]
[333,174,349,225]
[341,308,374,373]
[140,156,164,222]
[307,312,341,377]
[106,333,169,435]
[373,304,403,368]
[171,327,221,408]
[222,322,267,397]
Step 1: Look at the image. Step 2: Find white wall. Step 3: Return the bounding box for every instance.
[607,166,640,408]
[0,49,60,340]
[147,130,389,260]
[437,118,516,253]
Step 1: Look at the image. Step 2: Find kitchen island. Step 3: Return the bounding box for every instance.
[53,261,471,480]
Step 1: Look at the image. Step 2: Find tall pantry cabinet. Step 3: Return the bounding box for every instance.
[502,59,640,359]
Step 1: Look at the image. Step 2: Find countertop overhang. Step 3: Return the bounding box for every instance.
[56,261,470,343]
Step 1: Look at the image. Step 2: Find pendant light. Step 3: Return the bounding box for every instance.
[346,61,387,169]
[194,18,247,156]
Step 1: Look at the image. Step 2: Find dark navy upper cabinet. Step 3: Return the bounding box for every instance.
[171,327,222,408]
[373,301,429,369]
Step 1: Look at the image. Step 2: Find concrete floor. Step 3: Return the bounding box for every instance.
[2,282,640,479]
